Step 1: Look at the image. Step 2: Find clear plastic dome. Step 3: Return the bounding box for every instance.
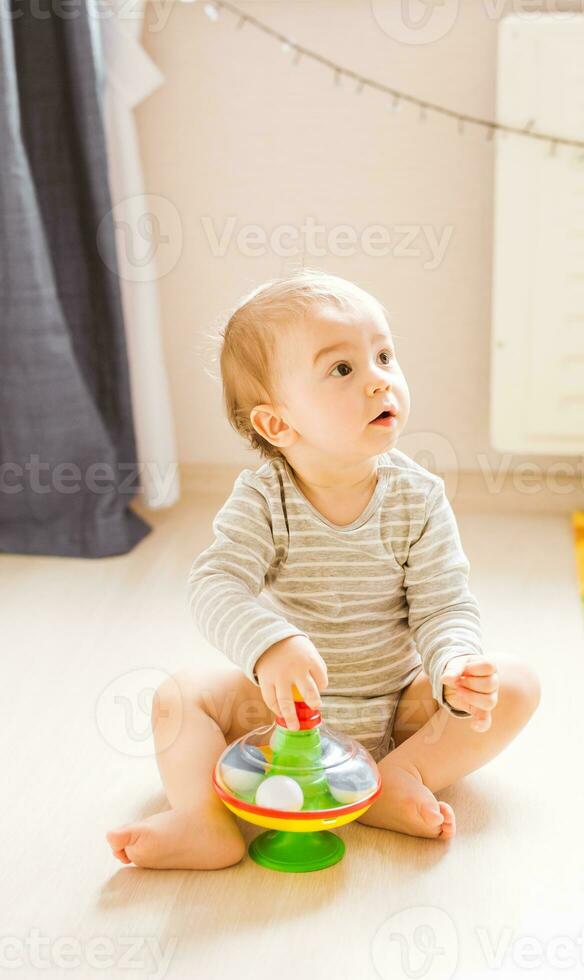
[213,716,381,820]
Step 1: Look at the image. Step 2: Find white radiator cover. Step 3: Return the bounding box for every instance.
[491,14,584,455]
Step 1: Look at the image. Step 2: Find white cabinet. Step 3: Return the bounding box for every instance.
[491,14,584,454]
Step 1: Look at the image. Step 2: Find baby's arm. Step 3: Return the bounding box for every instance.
[403,478,482,718]
[187,472,310,686]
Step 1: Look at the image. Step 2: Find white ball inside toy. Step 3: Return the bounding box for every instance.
[255,775,304,811]
[221,764,264,795]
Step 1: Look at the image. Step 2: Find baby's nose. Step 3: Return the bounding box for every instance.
[367,381,391,396]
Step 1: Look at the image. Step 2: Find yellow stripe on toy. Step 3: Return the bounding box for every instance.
[573,512,584,600]
[222,799,370,832]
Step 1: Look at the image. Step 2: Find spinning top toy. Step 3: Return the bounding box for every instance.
[213,684,382,873]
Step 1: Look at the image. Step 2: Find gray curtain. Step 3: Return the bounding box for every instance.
[0,0,152,557]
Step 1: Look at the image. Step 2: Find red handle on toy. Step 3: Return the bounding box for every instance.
[275,684,322,730]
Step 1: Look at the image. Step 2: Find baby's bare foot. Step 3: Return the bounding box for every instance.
[359,761,456,840]
[106,799,246,870]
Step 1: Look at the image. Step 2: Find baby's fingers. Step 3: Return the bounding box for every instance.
[461,658,498,677]
[294,676,322,709]
[260,681,281,719]
[275,685,300,730]
[456,678,498,711]
[259,681,296,727]
[458,672,499,695]
[310,660,329,693]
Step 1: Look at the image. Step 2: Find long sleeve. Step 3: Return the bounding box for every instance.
[187,474,309,685]
[403,479,483,718]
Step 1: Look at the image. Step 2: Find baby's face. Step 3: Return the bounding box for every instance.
[273,300,410,463]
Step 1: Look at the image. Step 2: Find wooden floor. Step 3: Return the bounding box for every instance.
[2,489,583,980]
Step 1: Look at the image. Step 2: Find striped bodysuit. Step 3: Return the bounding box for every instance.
[188,449,480,762]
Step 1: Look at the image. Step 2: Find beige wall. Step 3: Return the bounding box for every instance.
[137,0,581,484]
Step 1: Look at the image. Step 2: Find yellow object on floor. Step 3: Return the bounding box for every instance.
[574,512,584,601]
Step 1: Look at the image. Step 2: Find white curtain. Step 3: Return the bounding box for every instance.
[96,0,180,509]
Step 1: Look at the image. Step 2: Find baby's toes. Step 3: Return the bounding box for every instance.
[437,801,456,839]
[418,798,446,831]
[106,827,138,864]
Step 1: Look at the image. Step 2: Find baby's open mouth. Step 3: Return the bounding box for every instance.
[369,409,397,427]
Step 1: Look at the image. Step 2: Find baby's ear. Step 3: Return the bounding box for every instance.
[249,405,297,448]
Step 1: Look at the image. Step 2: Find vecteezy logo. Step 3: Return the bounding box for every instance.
[370,0,460,46]
[397,430,460,505]
[96,193,183,283]
[95,667,181,758]
[371,906,459,979]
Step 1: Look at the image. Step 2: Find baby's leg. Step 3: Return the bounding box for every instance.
[106,664,274,870]
[358,653,541,840]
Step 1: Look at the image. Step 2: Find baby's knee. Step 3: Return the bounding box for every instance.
[151,670,189,726]
[151,666,224,727]
[496,654,541,719]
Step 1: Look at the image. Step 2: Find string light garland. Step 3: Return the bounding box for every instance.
[196,0,584,154]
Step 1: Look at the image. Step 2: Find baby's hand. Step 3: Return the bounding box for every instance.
[254,635,328,730]
[439,655,499,732]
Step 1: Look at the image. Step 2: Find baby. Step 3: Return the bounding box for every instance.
[107,269,541,870]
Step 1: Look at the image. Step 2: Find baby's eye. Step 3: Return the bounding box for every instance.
[330,361,352,377]
[330,350,393,377]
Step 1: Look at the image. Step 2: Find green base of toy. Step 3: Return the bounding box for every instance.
[248,829,345,873]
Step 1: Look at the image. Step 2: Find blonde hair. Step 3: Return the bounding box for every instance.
[207,268,391,463]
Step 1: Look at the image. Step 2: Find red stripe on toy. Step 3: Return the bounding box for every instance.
[212,768,382,820]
